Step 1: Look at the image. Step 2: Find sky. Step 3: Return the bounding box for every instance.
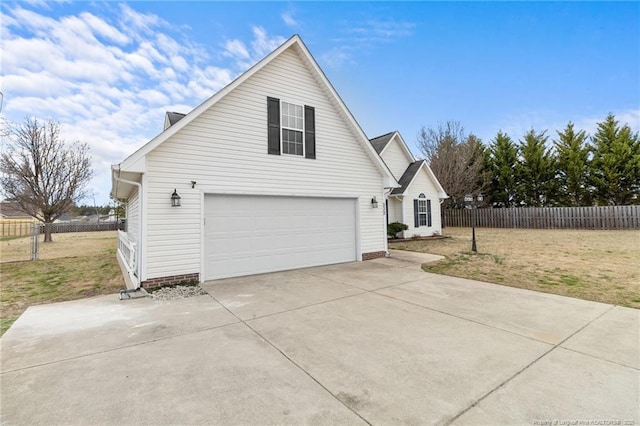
[1,1,639,204]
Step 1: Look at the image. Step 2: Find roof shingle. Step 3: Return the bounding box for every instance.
[166,112,186,127]
[369,131,396,154]
[391,160,424,195]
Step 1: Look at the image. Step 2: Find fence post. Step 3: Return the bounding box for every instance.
[31,223,39,261]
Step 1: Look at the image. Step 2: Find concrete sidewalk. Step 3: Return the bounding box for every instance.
[1,252,638,425]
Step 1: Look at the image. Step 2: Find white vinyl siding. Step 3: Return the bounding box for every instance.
[401,167,442,238]
[387,197,402,224]
[143,46,386,281]
[126,187,140,243]
[380,135,413,181]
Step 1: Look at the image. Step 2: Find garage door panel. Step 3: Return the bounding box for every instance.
[204,195,357,280]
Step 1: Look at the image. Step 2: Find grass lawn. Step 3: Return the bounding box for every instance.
[390,227,640,309]
[1,231,125,336]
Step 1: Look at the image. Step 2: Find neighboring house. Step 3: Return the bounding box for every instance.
[0,201,36,221]
[0,202,38,237]
[53,213,72,223]
[100,209,118,222]
[111,35,398,289]
[370,131,448,238]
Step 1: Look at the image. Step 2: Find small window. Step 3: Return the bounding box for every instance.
[418,199,428,226]
[267,97,315,158]
[414,194,432,227]
[282,102,304,156]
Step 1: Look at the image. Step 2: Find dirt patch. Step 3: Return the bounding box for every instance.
[390,227,640,309]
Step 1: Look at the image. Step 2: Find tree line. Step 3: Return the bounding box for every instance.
[418,114,640,208]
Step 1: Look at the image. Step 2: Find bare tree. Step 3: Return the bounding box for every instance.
[1,117,93,242]
[417,121,486,208]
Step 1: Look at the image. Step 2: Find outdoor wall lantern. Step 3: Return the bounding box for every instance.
[171,189,181,207]
[371,196,379,208]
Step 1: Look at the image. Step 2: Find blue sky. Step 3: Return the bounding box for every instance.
[1,1,638,204]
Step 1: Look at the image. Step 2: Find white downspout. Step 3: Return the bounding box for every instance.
[112,170,143,289]
[383,187,394,256]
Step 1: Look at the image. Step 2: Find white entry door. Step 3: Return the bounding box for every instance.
[204,195,357,280]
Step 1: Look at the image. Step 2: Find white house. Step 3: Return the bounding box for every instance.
[111,35,398,289]
[370,131,448,238]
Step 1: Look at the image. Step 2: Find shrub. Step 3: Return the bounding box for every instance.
[387,222,408,239]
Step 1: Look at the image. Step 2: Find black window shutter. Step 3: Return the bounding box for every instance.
[427,200,432,227]
[304,105,315,159]
[267,97,280,155]
[413,199,419,227]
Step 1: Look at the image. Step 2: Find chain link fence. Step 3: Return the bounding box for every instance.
[1,221,123,263]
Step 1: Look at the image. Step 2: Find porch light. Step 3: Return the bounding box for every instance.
[171,189,181,207]
[371,196,379,208]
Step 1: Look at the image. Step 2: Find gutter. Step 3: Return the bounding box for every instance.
[112,167,143,289]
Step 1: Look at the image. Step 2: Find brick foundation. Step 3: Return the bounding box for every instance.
[141,273,200,288]
[362,251,387,260]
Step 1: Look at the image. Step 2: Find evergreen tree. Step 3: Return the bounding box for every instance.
[518,129,557,206]
[487,131,519,207]
[590,114,640,205]
[554,122,591,206]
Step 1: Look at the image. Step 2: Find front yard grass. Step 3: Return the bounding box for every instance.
[0,231,125,336]
[390,227,640,309]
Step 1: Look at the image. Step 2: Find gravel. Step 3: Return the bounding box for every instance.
[149,285,207,301]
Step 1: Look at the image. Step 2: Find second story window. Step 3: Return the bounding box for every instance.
[281,102,304,156]
[267,96,316,159]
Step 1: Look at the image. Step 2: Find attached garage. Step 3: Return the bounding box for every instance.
[203,195,357,280]
[112,36,395,290]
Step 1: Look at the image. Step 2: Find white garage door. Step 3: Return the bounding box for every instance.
[204,195,357,280]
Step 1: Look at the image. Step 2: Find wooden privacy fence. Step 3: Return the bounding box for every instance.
[0,220,38,237]
[1,221,122,237]
[443,205,640,230]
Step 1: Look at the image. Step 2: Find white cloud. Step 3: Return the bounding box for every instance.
[222,26,286,70]
[79,12,130,45]
[224,39,251,60]
[281,11,298,28]
[320,46,353,69]
[1,3,285,204]
[321,17,415,69]
[347,19,416,42]
[251,26,286,58]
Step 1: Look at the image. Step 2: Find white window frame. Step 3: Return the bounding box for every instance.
[280,101,305,156]
[416,193,431,227]
[417,199,427,226]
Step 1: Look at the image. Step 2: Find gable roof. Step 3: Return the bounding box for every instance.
[370,131,416,163]
[391,161,424,195]
[165,111,185,127]
[369,131,395,154]
[0,201,33,219]
[390,160,448,198]
[114,35,397,189]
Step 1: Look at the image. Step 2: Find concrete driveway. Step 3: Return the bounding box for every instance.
[1,250,638,425]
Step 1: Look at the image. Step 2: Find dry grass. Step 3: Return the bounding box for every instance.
[390,227,640,309]
[1,231,118,263]
[0,231,124,336]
